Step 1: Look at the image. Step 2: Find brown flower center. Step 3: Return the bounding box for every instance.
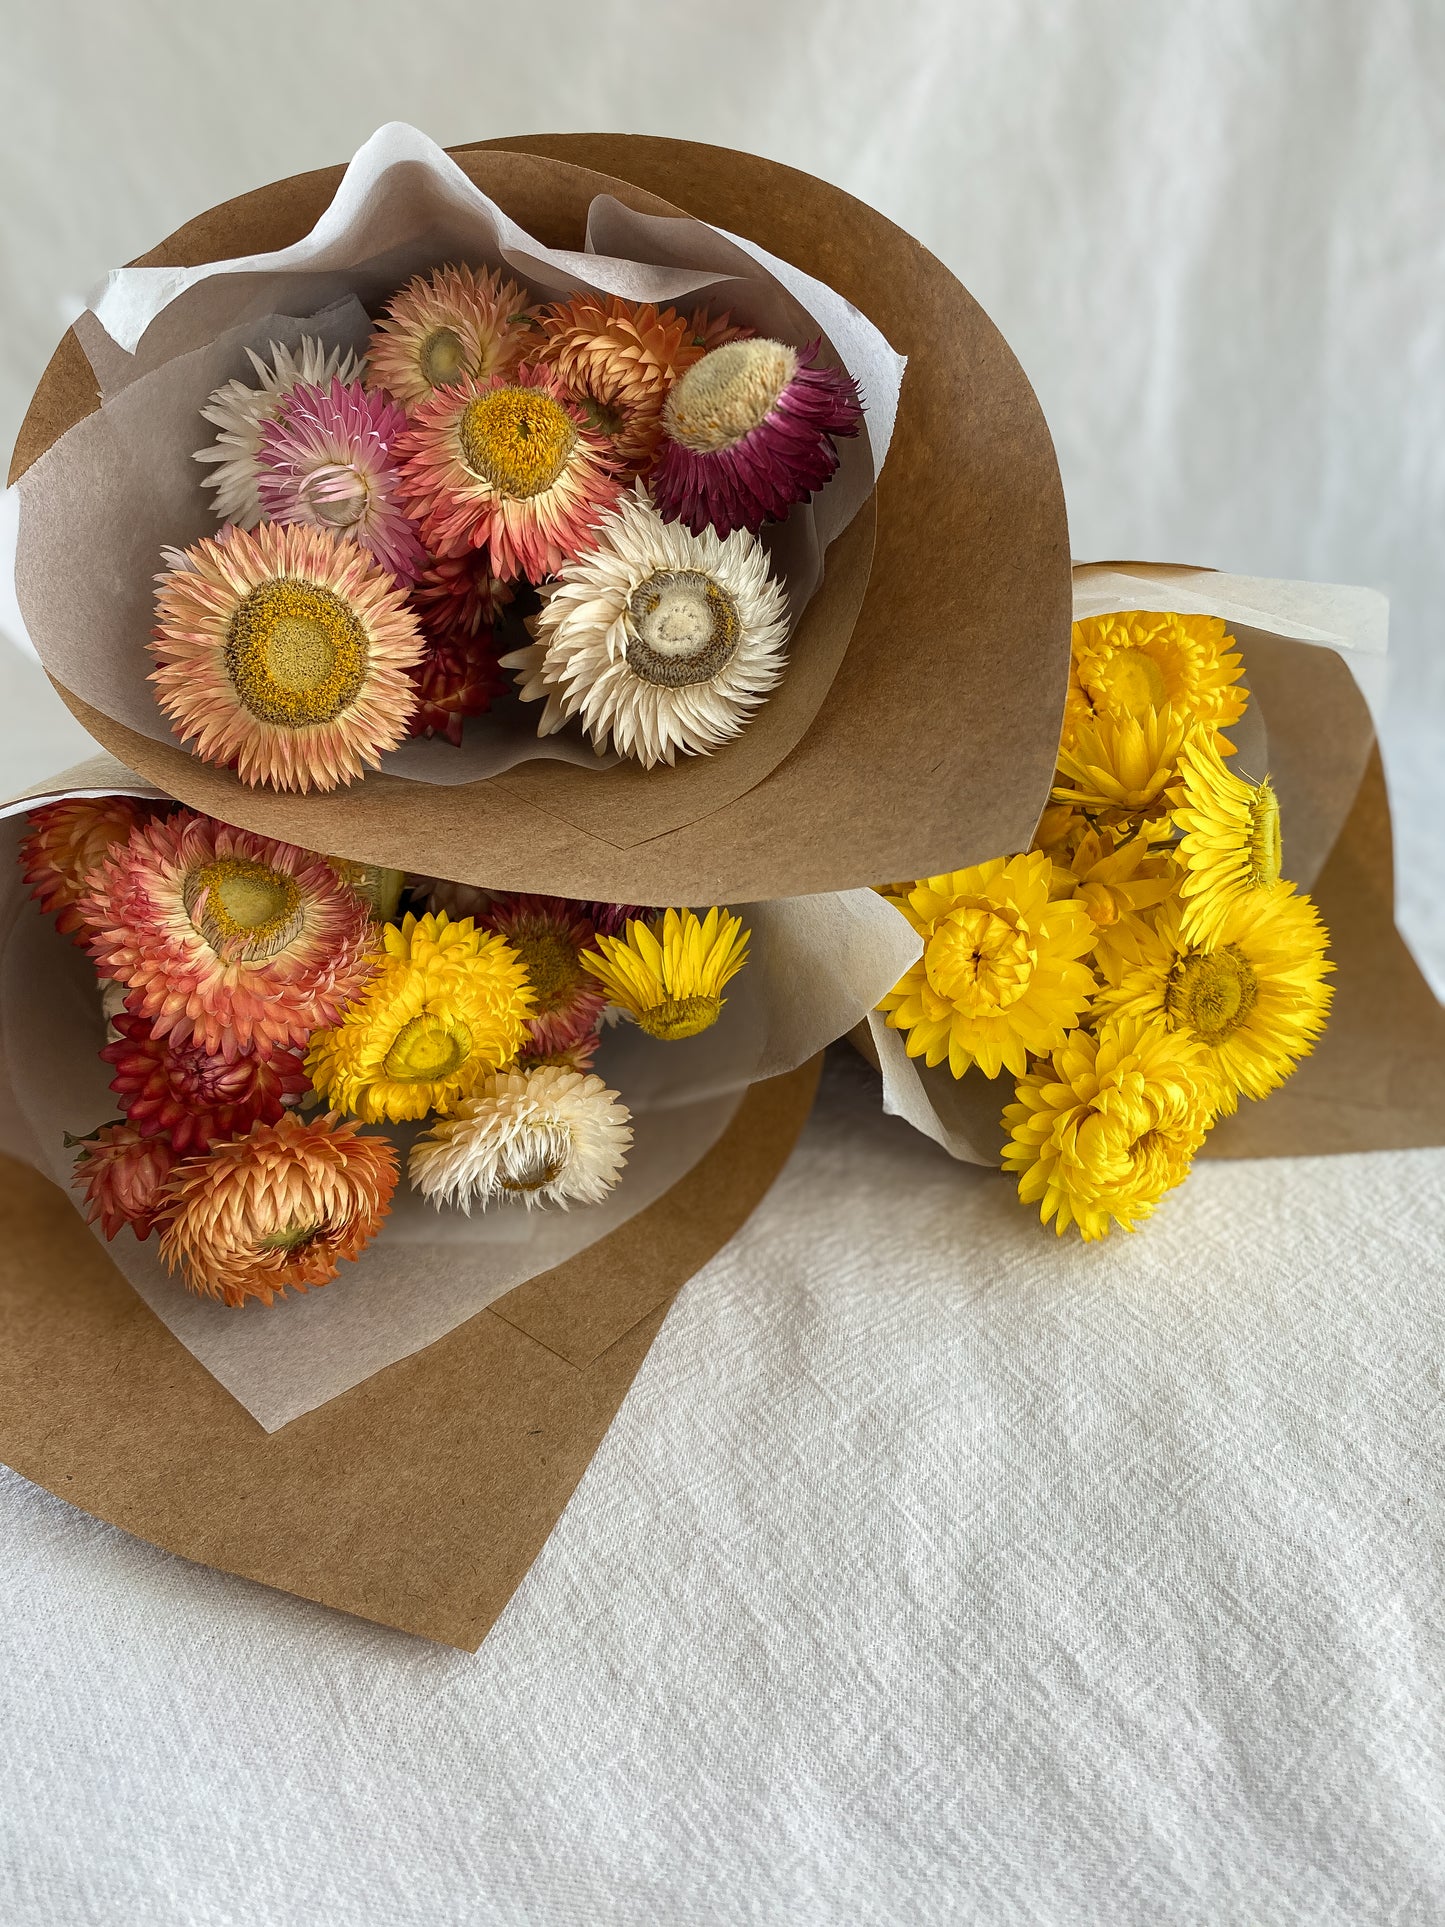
[635,994,722,1040]
[625,570,741,688]
[663,339,797,452]
[496,1126,570,1193]
[512,927,587,1016]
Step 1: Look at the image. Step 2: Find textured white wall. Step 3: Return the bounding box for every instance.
[2,0,1440,973]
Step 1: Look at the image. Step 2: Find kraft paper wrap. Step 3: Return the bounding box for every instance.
[860,568,1445,1167]
[8,131,1072,902]
[0,1057,821,1650]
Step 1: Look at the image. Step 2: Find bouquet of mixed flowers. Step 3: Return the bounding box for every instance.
[4,130,1441,1645]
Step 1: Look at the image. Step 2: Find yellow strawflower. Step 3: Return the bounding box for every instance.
[1002,1016,1215,1240]
[307,911,534,1123]
[1052,705,1189,820]
[1172,728,1283,948]
[878,853,1097,1080]
[1065,610,1247,749]
[582,906,749,1040]
[1033,804,1179,977]
[1094,888,1332,1113]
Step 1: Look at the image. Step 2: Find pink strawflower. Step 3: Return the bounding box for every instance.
[257,376,426,583]
[480,893,609,1058]
[652,336,863,537]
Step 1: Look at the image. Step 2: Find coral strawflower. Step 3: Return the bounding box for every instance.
[306,911,533,1124]
[366,263,532,409]
[102,1011,308,1156]
[652,336,863,537]
[256,376,425,583]
[71,1121,179,1241]
[878,855,1097,1080]
[582,907,749,1041]
[395,363,624,581]
[20,796,160,940]
[159,1112,398,1307]
[504,484,789,766]
[410,1065,632,1212]
[1002,1017,1215,1240]
[195,335,364,529]
[151,521,424,792]
[81,810,374,1060]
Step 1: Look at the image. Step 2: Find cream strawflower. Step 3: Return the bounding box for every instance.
[409,1066,632,1211]
[502,485,789,767]
[195,336,364,529]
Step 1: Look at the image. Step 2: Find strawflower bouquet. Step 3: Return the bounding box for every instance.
[875,607,1332,1240]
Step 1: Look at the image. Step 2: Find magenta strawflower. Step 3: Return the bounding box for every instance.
[257,376,425,583]
[652,337,863,537]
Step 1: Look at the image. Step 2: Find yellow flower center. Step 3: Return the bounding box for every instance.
[226,578,369,728]
[513,929,586,1016]
[1091,647,1169,717]
[497,1126,570,1193]
[925,906,1034,1015]
[625,570,741,687]
[636,994,723,1040]
[664,339,797,452]
[185,857,303,960]
[1249,781,1282,888]
[458,388,576,498]
[420,326,469,388]
[383,1013,473,1082]
[1167,945,1258,1043]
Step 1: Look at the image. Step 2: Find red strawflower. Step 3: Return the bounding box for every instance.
[71,1121,178,1241]
[102,1012,308,1157]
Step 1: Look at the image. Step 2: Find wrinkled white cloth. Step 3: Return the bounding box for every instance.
[3,3,1445,1922]
[4,1051,1445,1927]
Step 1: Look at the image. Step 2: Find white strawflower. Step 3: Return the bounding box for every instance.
[500,484,790,768]
[409,1066,633,1212]
[194,336,364,528]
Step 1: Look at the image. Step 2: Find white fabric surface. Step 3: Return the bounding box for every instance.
[5,1048,1445,1927]
[2,5,1444,1922]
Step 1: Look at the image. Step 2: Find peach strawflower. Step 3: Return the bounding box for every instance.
[366,262,532,410]
[395,363,625,582]
[102,1011,308,1156]
[71,1121,179,1241]
[20,796,161,940]
[534,293,750,472]
[81,810,374,1061]
[159,1112,398,1307]
[151,521,424,792]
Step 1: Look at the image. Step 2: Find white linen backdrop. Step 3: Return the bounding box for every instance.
[1,5,1443,1923]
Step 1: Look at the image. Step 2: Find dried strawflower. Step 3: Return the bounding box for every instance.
[102,1011,307,1156]
[652,337,862,537]
[81,811,374,1060]
[583,907,749,1041]
[159,1112,398,1307]
[71,1121,178,1241]
[395,364,624,581]
[1172,729,1283,949]
[20,796,160,940]
[366,263,531,409]
[195,336,364,529]
[1065,611,1246,750]
[256,377,425,583]
[151,521,423,791]
[410,1066,631,1211]
[479,894,608,1058]
[503,485,788,766]
[306,911,533,1123]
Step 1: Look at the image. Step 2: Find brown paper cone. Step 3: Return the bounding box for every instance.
[10,135,1071,903]
[0,1056,820,1649]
